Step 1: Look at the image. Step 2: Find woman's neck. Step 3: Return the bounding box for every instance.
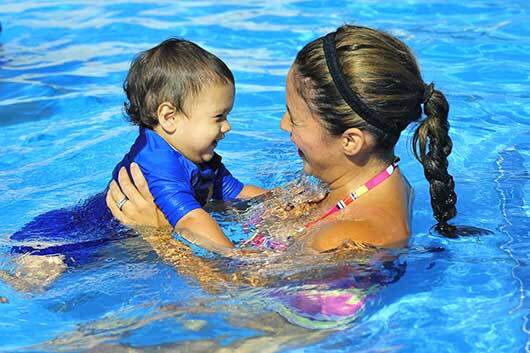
[324,156,393,205]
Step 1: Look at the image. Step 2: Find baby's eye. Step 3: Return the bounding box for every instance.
[215,114,228,122]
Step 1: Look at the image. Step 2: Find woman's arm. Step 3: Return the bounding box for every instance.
[106,166,254,290]
[107,179,268,290]
[133,226,236,292]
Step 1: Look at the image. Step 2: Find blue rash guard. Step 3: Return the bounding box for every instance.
[10,128,243,266]
[111,127,244,227]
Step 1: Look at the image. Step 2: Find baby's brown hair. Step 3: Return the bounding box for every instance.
[124,38,234,128]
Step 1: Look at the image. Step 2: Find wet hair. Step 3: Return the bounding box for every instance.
[123,38,234,129]
[293,25,482,237]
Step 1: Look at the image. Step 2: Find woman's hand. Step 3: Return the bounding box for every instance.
[106,163,170,228]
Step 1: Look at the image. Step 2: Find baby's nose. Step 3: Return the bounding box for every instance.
[222,119,231,133]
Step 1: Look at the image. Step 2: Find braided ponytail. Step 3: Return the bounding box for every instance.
[413,84,489,237]
[413,84,459,237]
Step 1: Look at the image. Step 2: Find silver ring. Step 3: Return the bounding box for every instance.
[116,197,128,211]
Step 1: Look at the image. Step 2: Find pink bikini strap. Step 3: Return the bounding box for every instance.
[305,159,399,229]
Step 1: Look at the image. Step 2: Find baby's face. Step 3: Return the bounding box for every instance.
[177,82,234,164]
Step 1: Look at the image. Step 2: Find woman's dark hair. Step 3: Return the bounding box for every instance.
[123,38,234,128]
[293,25,482,237]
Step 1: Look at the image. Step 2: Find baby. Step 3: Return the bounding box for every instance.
[2,38,265,291]
[108,38,265,250]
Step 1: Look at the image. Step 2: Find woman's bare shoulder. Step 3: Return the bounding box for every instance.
[303,215,409,252]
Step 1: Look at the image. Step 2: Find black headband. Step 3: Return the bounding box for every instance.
[322,32,397,135]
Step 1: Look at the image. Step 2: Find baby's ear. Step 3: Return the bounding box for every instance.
[157,102,178,133]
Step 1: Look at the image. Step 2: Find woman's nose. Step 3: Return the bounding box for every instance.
[280,112,291,132]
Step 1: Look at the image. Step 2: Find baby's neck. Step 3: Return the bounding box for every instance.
[152,126,187,157]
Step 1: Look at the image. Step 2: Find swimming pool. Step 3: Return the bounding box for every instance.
[0,0,529,352]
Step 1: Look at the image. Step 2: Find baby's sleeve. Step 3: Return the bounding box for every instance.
[212,160,244,201]
[135,155,201,228]
[147,175,202,227]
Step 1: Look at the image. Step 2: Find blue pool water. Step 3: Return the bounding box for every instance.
[0,1,529,352]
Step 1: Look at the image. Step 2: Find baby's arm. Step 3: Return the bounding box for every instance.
[237,185,268,198]
[108,164,233,254]
[175,208,233,250]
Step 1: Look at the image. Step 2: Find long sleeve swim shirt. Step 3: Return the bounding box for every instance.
[111,128,243,227]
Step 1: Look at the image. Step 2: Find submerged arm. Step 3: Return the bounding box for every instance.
[140,226,273,290]
[135,226,236,291]
[106,163,272,288]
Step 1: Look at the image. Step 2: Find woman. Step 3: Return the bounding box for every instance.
[108,24,459,252]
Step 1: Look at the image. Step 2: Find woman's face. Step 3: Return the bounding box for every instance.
[280,68,343,182]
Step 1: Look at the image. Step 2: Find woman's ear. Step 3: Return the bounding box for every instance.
[157,102,178,133]
[341,128,365,156]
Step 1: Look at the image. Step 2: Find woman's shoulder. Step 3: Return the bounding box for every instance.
[304,214,408,252]
[303,173,411,251]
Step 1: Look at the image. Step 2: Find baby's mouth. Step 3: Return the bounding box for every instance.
[212,136,224,148]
